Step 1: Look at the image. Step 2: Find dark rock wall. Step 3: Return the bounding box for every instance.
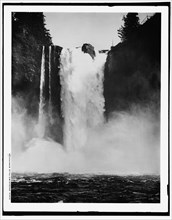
[104,13,161,117]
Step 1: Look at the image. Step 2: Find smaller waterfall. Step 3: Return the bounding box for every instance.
[49,46,53,123]
[37,46,46,137]
[49,46,52,105]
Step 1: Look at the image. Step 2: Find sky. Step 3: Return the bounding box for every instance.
[44,13,154,50]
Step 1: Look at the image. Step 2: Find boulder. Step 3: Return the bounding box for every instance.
[81,43,96,59]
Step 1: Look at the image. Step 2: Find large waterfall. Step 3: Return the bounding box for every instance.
[37,45,106,150]
[60,48,106,151]
[12,45,160,175]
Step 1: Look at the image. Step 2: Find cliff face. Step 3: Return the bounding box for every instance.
[12,12,52,116]
[104,13,161,116]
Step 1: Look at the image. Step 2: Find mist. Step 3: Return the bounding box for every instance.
[12,97,160,175]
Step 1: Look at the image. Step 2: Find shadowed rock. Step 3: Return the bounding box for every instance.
[81,43,96,59]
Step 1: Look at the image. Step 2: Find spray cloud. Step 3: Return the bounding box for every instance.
[12,47,160,175]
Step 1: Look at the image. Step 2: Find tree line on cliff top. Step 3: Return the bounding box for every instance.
[118,13,141,42]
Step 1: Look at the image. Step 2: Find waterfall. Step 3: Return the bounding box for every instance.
[49,46,53,123]
[13,45,159,175]
[60,48,106,151]
[49,46,52,106]
[37,46,46,137]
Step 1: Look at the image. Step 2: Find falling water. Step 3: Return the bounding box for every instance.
[37,46,46,137]
[49,46,52,105]
[12,46,160,175]
[49,46,53,123]
[60,48,106,151]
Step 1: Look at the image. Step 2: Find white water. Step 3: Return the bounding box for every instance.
[60,48,106,151]
[39,46,45,122]
[36,46,46,138]
[49,46,52,106]
[12,47,160,175]
[12,100,160,174]
[48,46,53,124]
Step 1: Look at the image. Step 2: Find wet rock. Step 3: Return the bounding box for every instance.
[81,43,96,59]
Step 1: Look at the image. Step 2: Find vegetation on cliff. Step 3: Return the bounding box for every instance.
[12,12,52,114]
[104,13,161,116]
[118,13,140,42]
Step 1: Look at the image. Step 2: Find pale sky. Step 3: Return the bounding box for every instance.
[44,13,154,50]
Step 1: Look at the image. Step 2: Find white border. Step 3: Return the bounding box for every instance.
[2,3,170,216]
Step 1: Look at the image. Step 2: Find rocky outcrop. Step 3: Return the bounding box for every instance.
[81,43,96,59]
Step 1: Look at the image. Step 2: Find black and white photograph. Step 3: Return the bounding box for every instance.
[1,1,171,219]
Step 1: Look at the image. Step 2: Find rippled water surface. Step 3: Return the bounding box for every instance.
[11,173,160,203]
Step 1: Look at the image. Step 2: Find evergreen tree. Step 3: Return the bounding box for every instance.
[118,13,140,42]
